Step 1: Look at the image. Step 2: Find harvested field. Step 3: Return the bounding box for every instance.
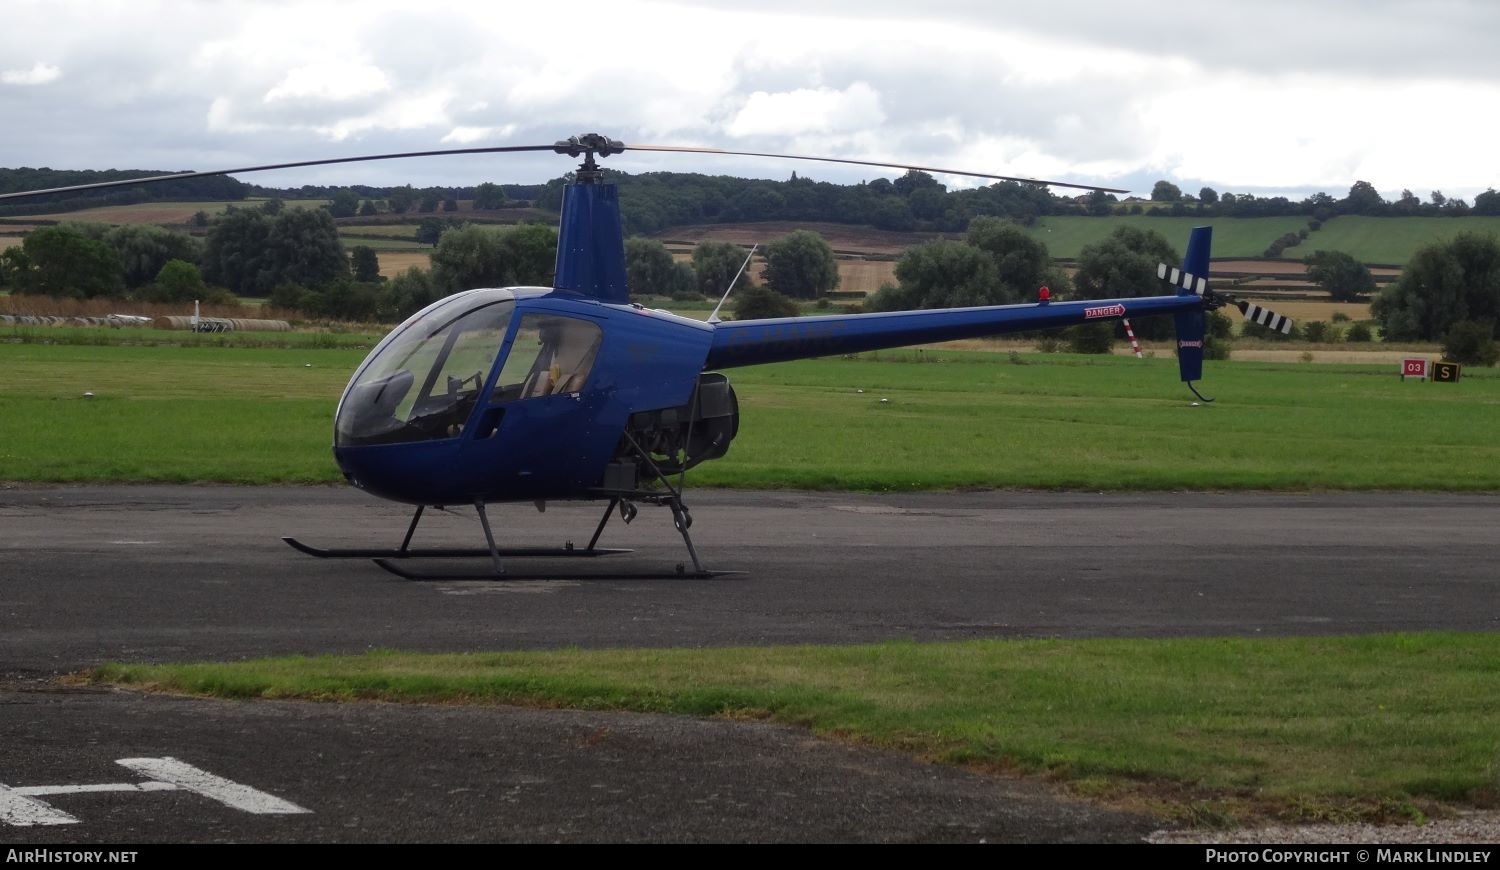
[377,250,432,277]
[8,199,328,225]
[655,221,949,256]
[1233,299,1372,322]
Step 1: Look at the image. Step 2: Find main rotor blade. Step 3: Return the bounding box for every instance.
[0,144,561,201]
[626,143,1129,193]
[0,132,1130,201]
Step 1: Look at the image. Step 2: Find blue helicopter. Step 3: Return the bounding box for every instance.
[2,133,1291,579]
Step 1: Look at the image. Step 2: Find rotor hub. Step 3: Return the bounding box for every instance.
[553,133,625,183]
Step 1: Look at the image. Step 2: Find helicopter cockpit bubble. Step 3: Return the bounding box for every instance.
[335,289,516,447]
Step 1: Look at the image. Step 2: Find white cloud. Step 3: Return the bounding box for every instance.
[1,61,60,86]
[441,125,517,145]
[727,83,886,137]
[264,62,391,103]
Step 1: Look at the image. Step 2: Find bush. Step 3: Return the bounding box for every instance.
[1440,320,1500,366]
[731,285,801,320]
[268,282,312,311]
[1331,311,1351,322]
[1241,319,1302,341]
[1302,321,1341,343]
[1203,335,1232,360]
[1066,321,1114,354]
[1346,322,1373,342]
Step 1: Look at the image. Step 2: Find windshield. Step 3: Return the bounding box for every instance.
[336,290,515,446]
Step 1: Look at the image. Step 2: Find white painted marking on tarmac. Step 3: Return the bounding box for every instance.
[0,783,79,826]
[2,757,310,826]
[109,540,160,545]
[15,782,179,796]
[116,757,310,815]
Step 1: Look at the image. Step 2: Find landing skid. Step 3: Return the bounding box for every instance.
[284,490,733,580]
[282,538,630,560]
[372,558,740,582]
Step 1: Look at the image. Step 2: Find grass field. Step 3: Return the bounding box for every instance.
[1024,215,1312,259]
[2,342,1496,489]
[1292,216,1500,265]
[91,632,1500,823]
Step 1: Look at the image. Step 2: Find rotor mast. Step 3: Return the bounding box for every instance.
[550,134,630,303]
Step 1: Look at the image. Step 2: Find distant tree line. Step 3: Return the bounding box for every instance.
[530,173,1500,236]
[0,168,249,217]
[536,169,1058,236]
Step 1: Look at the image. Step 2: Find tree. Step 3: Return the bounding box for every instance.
[893,169,944,198]
[418,216,456,246]
[691,240,754,298]
[1072,225,1179,340]
[966,216,1068,301]
[429,223,558,291]
[1373,232,1500,341]
[103,224,202,289]
[869,240,1002,311]
[350,246,382,283]
[1303,250,1375,302]
[1393,189,1423,216]
[1199,187,1219,205]
[202,208,273,295]
[203,206,347,296]
[761,230,839,299]
[359,199,378,217]
[1150,180,1182,202]
[472,182,506,210]
[387,186,416,214]
[382,266,443,320]
[146,258,208,303]
[12,225,123,298]
[266,207,348,290]
[1473,189,1500,216]
[1342,180,1385,215]
[329,189,360,218]
[1086,190,1116,216]
[624,237,692,296]
[1441,320,1500,366]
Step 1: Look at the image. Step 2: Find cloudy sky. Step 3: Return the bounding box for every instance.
[3,0,1498,201]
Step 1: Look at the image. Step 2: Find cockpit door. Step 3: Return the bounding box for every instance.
[463,310,612,498]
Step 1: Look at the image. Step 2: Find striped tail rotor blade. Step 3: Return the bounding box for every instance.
[1236,300,1295,334]
[1157,263,1208,295]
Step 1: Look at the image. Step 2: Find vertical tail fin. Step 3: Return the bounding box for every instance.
[1173,226,1211,387]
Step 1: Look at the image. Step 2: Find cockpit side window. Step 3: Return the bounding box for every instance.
[492,313,603,403]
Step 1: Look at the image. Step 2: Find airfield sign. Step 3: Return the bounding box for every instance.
[1400,358,1429,380]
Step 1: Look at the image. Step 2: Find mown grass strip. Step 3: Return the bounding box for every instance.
[90,633,1500,822]
[4,343,1498,488]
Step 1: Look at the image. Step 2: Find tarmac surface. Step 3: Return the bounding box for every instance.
[3,485,1498,842]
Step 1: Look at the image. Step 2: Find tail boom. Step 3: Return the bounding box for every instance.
[704,294,1202,369]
